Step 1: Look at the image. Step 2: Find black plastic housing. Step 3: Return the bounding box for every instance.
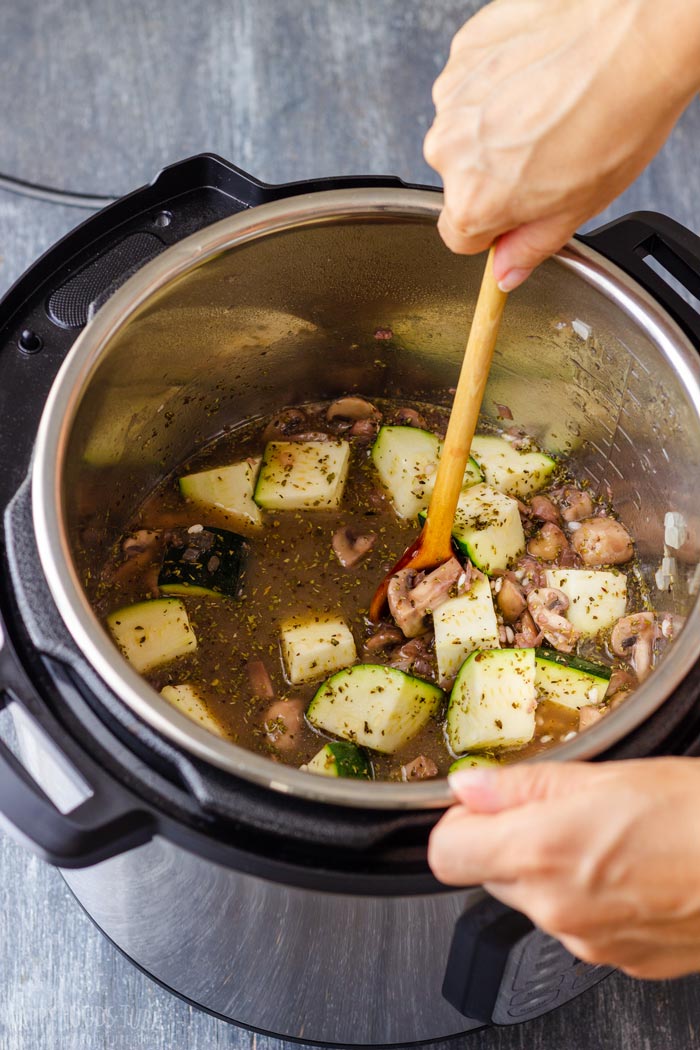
[1,153,700,886]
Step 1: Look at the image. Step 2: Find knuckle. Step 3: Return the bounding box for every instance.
[431,74,450,108]
[423,126,442,168]
[439,205,486,245]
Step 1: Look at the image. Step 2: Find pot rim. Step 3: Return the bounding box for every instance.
[31,188,700,810]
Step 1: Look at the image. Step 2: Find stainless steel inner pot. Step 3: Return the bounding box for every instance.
[31,189,700,808]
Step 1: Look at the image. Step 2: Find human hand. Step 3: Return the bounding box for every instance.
[424,0,700,290]
[429,758,700,978]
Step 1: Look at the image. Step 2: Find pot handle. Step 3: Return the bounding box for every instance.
[580,211,700,346]
[442,895,611,1025]
[0,623,154,868]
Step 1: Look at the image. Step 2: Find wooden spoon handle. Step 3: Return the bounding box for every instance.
[420,247,508,562]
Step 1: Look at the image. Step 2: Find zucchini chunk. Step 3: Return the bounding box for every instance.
[433,575,500,684]
[306,741,373,779]
[449,753,501,773]
[307,664,443,754]
[161,683,228,738]
[545,568,627,635]
[179,459,262,530]
[450,483,525,575]
[106,598,197,673]
[158,527,248,599]
[254,440,351,510]
[535,648,611,710]
[446,648,537,754]
[470,435,556,499]
[280,615,357,685]
[371,425,482,520]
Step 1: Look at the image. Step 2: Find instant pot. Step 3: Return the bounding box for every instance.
[1,154,700,1046]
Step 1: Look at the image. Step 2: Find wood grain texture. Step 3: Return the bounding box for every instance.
[1,1,700,1048]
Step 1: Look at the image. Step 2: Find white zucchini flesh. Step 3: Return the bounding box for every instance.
[161,684,228,738]
[254,440,351,511]
[451,483,525,575]
[545,569,627,635]
[307,664,443,754]
[449,753,501,772]
[470,435,556,499]
[434,575,501,684]
[179,458,262,529]
[535,656,610,710]
[371,426,482,520]
[446,648,537,753]
[280,616,357,685]
[106,599,197,673]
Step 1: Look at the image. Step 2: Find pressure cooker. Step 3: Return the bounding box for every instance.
[1,154,700,1046]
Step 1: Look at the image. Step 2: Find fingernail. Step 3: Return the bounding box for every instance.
[497,267,531,293]
[448,768,498,796]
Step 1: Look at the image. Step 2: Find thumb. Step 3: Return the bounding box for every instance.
[448,761,593,814]
[493,216,578,292]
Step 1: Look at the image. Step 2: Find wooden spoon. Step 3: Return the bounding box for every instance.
[369,246,508,622]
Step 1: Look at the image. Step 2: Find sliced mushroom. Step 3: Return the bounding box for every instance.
[332,527,377,568]
[262,407,309,443]
[496,576,527,623]
[263,698,306,751]
[578,705,607,730]
[389,635,434,678]
[527,587,580,653]
[571,516,634,567]
[606,667,636,698]
[556,486,594,523]
[530,495,560,524]
[110,530,162,594]
[122,529,161,557]
[349,417,380,441]
[610,612,656,681]
[512,555,546,593]
[246,659,275,699]
[387,557,463,638]
[394,407,428,429]
[527,522,568,561]
[513,610,544,647]
[516,498,531,520]
[364,624,405,654]
[555,545,581,569]
[503,425,531,450]
[401,755,439,781]
[327,397,380,422]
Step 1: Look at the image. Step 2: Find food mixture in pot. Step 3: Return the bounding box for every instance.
[93,396,665,782]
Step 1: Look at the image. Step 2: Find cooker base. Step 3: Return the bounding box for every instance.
[58,838,483,1046]
[65,876,473,1049]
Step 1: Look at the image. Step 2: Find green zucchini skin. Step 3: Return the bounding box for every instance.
[534,647,611,710]
[534,648,612,680]
[158,526,248,599]
[307,741,373,779]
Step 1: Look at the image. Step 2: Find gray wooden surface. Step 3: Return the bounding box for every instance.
[1,2,700,1048]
